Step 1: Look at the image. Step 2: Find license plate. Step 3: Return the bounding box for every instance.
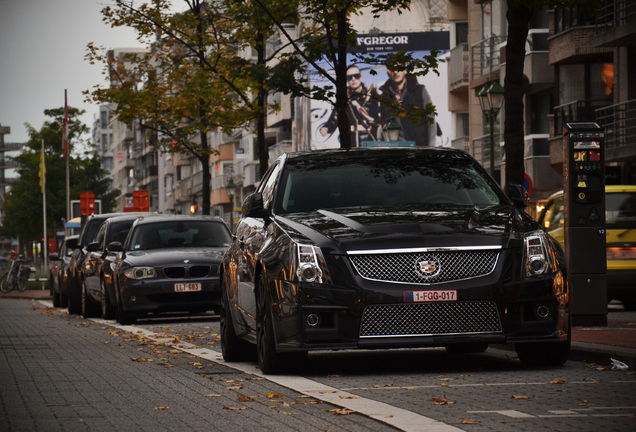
[404,290,457,302]
[174,282,202,292]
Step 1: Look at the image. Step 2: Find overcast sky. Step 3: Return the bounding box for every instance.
[0,1,143,144]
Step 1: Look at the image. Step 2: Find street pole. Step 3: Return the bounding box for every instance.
[489,113,495,178]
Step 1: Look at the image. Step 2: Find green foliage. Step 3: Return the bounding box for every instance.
[0,108,118,243]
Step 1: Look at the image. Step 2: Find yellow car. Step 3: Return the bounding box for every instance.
[537,185,636,310]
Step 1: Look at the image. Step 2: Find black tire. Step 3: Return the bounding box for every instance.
[220,280,255,362]
[256,273,306,374]
[81,282,98,318]
[67,279,82,315]
[100,278,115,319]
[17,267,28,292]
[445,343,489,354]
[516,317,571,367]
[114,283,135,325]
[0,273,9,293]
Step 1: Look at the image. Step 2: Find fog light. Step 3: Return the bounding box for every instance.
[129,296,137,302]
[306,314,320,327]
[537,305,549,318]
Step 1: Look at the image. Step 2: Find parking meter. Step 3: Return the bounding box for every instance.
[563,122,607,326]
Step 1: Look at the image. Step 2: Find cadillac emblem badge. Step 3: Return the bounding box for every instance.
[416,256,440,279]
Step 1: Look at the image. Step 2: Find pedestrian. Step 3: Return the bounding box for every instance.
[320,65,383,147]
[379,65,437,146]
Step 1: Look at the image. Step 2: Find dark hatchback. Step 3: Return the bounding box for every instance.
[111,215,232,324]
[220,147,570,374]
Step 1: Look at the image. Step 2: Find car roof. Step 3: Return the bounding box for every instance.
[130,214,227,226]
[282,147,468,164]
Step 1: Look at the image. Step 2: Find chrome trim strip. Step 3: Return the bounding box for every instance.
[346,245,502,255]
[360,331,503,339]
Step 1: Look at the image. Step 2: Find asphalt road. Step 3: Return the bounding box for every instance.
[1,298,635,432]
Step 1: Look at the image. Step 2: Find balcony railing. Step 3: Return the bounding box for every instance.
[471,133,502,171]
[449,43,469,87]
[596,0,636,29]
[471,35,506,79]
[553,100,611,137]
[595,99,636,150]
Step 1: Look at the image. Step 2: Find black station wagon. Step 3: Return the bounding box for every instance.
[220,147,570,374]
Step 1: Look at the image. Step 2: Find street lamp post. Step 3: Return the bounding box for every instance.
[225,177,236,232]
[478,80,505,179]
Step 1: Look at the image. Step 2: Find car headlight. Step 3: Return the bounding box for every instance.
[123,267,157,280]
[523,230,556,277]
[294,243,330,284]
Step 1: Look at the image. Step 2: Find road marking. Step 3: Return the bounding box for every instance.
[468,410,535,418]
[90,317,464,432]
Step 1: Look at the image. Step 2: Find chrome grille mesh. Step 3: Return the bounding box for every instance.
[360,301,502,337]
[349,250,499,284]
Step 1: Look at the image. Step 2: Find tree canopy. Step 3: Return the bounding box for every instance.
[0,107,118,246]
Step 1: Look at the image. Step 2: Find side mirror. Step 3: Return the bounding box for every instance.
[65,237,79,250]
[507,184,528,209]
[242,193,270,219]
[106,241,124,253]
[86,241,102,252]
[49,253,61,261]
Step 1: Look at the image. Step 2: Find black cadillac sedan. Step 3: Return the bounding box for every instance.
[220,147,570,374]
[111,215,231,324]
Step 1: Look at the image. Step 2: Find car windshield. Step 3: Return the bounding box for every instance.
[128,221,231,251]
[606,191,636,228]
[276,154,501,213]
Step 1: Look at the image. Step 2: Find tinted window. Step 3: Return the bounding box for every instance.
[129,221,231,251]
[606,192,636,227]
[276,155,500,213]
[107,220,137,244]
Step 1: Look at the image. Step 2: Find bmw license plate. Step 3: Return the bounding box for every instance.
[174,283,202,292]
[404,290,457,302]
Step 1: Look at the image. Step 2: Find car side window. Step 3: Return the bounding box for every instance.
[260,162,282,209]
[94,224,107,249]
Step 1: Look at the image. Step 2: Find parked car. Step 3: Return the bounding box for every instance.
[537,185,636,310]
[66,212,147,315]
[220,147,570,374]
[82,214,149,319]
[110,214,232,324]
[48,235,78,307]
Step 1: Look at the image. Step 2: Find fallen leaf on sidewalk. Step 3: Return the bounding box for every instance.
[512,395,529,399]
[223,406,247,411]
[267,392,283,399]
[548,379,567,384]
[204,394,221,397]
[579,400,595,406]
[339,395,360,399]
[130,357,153,362]
[237,395,254,402]
[330,408,357,415]
[429,395,455,405]
[154,406,169,410]
[461,420,478,424]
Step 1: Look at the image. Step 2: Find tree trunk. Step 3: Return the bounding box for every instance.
[256,31,269,178]
[335,10,351,149]
[200,130,211,215]
[504,1,531,189]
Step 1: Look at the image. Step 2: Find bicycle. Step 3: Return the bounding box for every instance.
[0,258,31,293]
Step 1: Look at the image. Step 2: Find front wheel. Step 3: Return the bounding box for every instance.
[0,273,9,293]
[256,273,306,374]
[100,278,114,319]
[220,280,254,362]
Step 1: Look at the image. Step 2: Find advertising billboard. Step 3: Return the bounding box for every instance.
[298,31,450,151]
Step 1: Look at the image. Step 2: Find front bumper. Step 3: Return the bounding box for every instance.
[268,273,569,352]
[120,277,221,314]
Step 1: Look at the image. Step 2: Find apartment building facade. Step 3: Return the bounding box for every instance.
[447,0,635,216]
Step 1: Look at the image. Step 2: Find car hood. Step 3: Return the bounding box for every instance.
[122,247,226,266]
[274,205,537,253]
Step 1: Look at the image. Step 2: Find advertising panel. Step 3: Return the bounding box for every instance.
[300,31,449,151]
